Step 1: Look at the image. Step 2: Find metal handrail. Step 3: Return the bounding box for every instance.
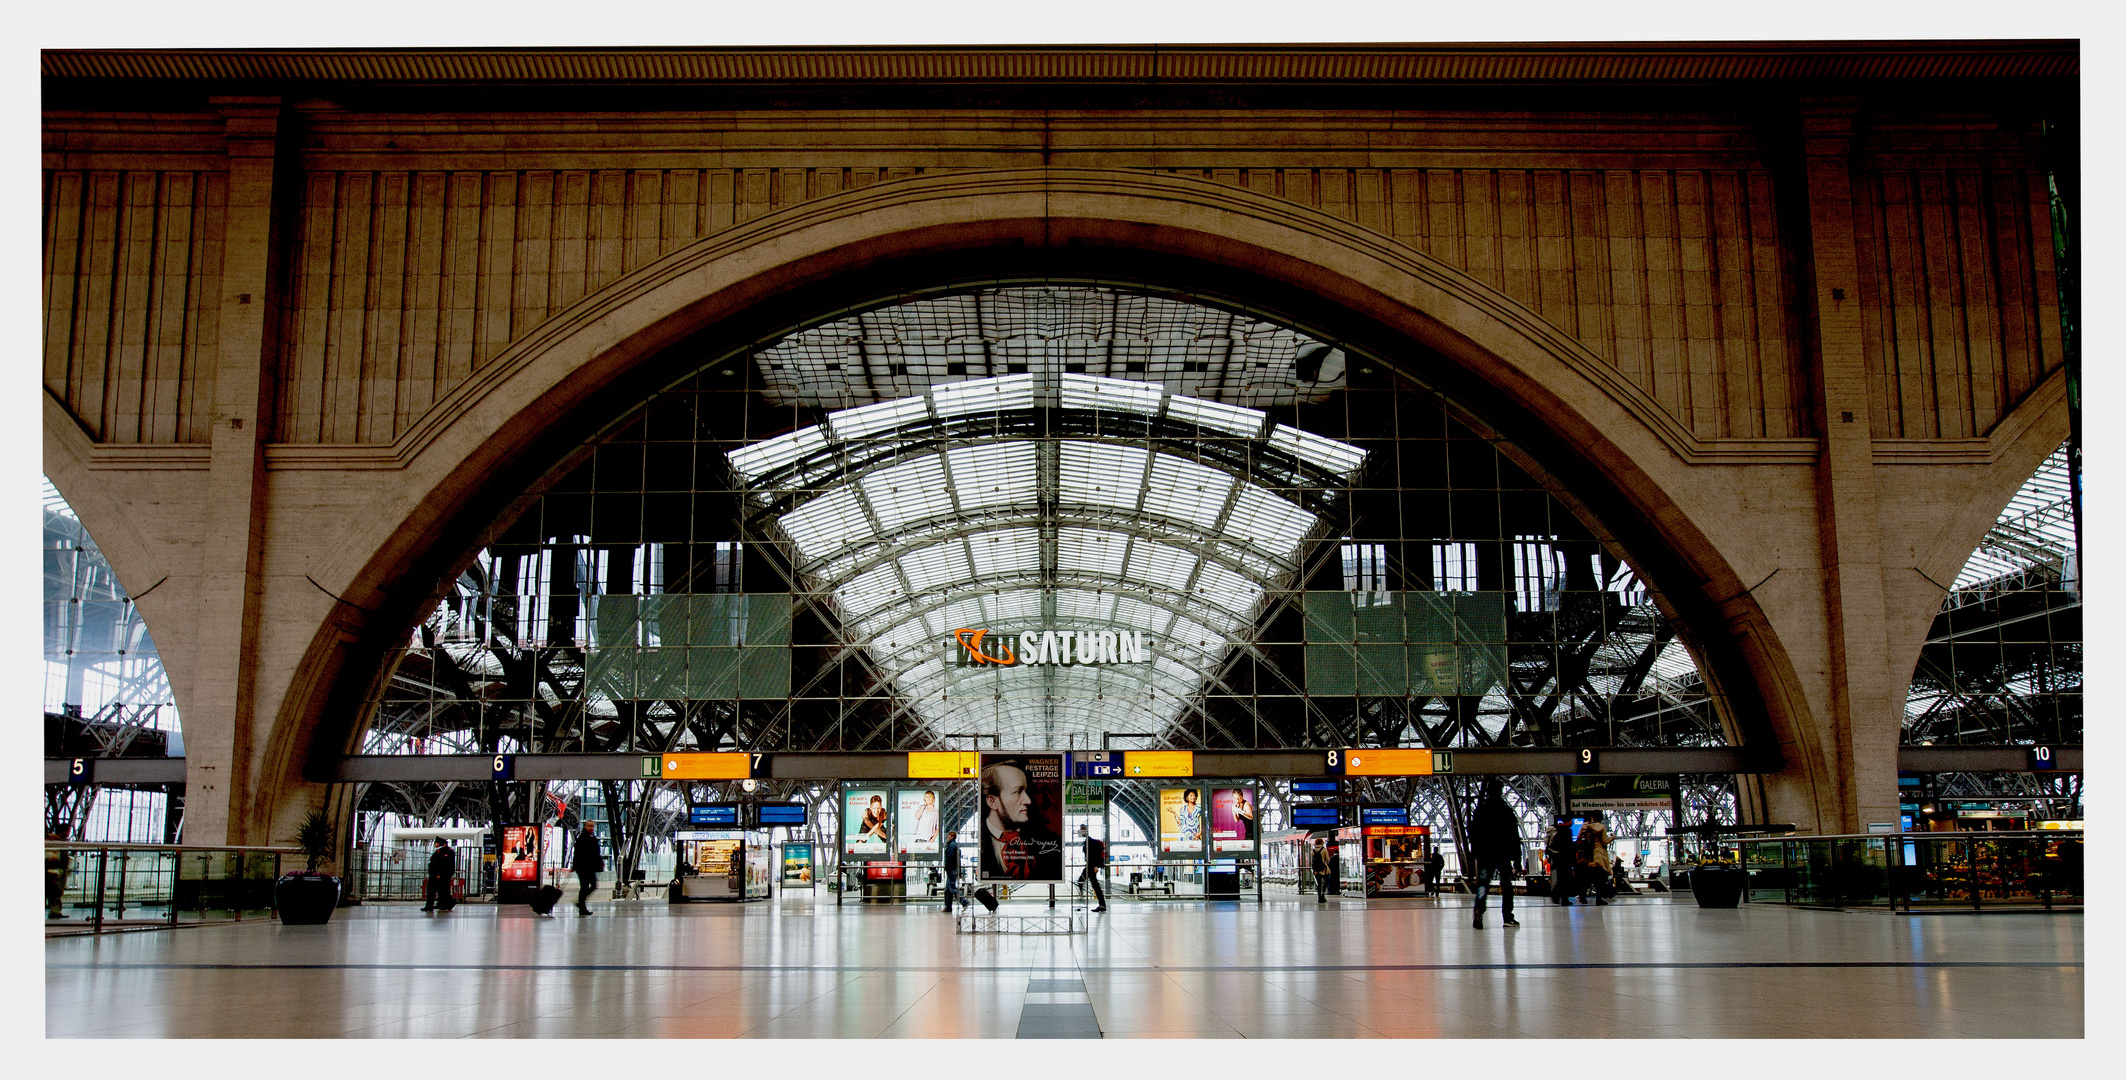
[1732,830,2081,913]
[45,842,301,935]
[45,842,303,854]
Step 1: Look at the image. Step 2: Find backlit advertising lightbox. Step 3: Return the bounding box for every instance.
[1159,787,1205,857]
[897,789,941,858]
[1209,787,1258,854]
[843,788,891,860]
[976,752,1065,882]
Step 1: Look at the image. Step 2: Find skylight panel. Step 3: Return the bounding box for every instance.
[1194,562,1261,619]
[726,424,829,482]
[836,563,903,621]
[1270,424,1367,477]
[933,374,1036,418]
[1054,589,1116,624]
[1225,485,1316,555]
[779,488,872,559]
[944,442,1037,514]
[1124,540,1198,593]
[828,395,930,443]
[861,456,954,533]
[1059,442,1149,512]
[1062,373,1163,415]
[990,589,1043,624]
[1056,528,1127,577]
[1165,393,1265,438]
[1141,454,1235,531]
[967,528,1040,578]
[898,541,974,594]
[1165,616,1223,652]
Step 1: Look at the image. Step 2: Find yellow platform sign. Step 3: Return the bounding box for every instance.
[1344,748,1435,776]
[659,753,751,780]
[1125,750,1194,777]
[907,751,978,778]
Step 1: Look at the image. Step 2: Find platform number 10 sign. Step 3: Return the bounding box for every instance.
[2028,745,2056,771]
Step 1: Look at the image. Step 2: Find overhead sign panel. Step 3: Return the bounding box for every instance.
[754,803,807,827]
[1358,806,1410,827]
[661,753,751,780]
[1291,805,1343,828]
[1069,751,1127,779]
[689,804,740,826]
[908,752,978,778]
[1343,748,1433,776]
[1126,751,1193,777]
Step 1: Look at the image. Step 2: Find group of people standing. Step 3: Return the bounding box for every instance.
[1541,816,1628,906]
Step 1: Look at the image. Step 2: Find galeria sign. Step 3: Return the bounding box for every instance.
[951,627,1149,667]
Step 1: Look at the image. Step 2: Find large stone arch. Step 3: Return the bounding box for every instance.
[189,167,2012,840]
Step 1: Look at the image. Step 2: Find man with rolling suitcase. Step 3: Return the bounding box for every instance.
[571,822,603,916]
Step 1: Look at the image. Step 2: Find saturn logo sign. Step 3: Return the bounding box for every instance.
[953,628,1017,665]
[950,628,1150,667]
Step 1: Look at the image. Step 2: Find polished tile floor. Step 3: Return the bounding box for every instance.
[45,893,2082,1038]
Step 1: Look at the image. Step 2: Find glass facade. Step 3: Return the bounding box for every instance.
[360,285,1725,761]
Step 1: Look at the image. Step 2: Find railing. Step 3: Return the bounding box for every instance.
[44,843,303,934]
[1737,831,2082,912]
[344,844,483,903]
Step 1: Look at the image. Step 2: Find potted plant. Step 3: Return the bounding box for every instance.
[274,809,343,925]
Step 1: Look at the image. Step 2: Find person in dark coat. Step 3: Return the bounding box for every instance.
[942,836,961,914]
[571,823,604,916]
[1425,849,1447,897]
[1309,838,1331,902]
[1077,824,1108,912]
[421,838,454,913]
[1544,822,1576,904]
[1469,782,1522,928]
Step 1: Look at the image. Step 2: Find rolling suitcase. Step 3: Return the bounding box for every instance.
[973,887,999,912]
[437,892,457,912]
[529,885,563,915]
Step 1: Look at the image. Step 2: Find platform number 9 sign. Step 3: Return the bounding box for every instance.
[1574,748,1600,774]
[491,754,515,781]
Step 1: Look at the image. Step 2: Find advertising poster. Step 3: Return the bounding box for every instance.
[977,752,1065,882]
[1566,775,1676,814]
[843,788,892,860]
[1159,787,1205,857]
[1209,787,1258,854]
[781,843,813,886]
[897,789,941,858]
[499,825,541,881]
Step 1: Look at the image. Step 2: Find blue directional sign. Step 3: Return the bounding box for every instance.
[1068,751,1127,779]
[1359,806,1410,827]
[689,804,740,826]
[754,803,807,827]
[1291,805,1342,828]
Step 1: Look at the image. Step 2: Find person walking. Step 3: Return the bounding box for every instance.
[1468,782,1522,929]
[941,836,961,914]
[571,822,603,916]
[1077,824,1108,912]
[1309,838,1331,902]
[1545,822,1576,904]
[421,837,454,913]
[1577,821,1615,905]
[1425,848,1447,898]
[1324,837,1343,896]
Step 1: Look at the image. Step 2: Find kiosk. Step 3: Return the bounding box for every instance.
[1362,824,1432,897]
[668,828,771,902]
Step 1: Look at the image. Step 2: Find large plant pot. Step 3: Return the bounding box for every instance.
[275,872,342,925]
[1690,866,1744,908]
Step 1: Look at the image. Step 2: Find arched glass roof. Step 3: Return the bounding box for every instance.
[730,364,1366,745]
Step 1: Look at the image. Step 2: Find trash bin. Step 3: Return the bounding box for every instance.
[1205,870,1240,899]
